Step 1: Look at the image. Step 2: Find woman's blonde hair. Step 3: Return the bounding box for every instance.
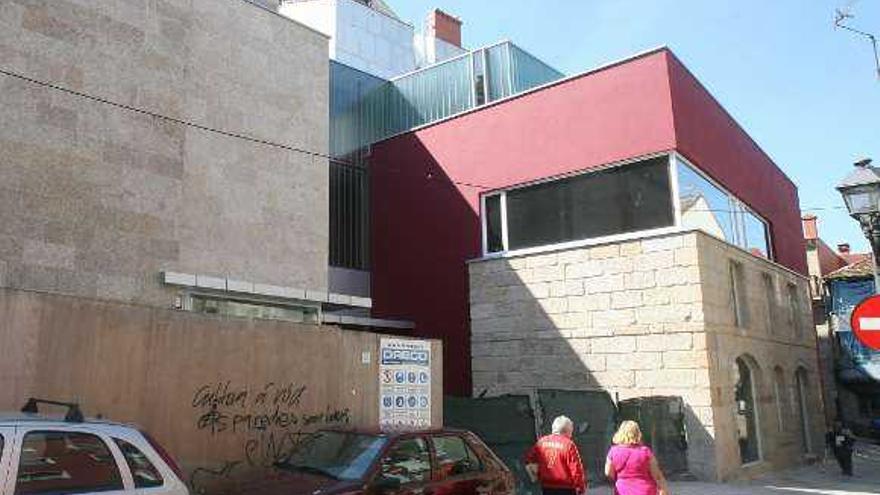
[612,420,643,445]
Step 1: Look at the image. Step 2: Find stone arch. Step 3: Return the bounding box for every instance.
[734,354,763,464]
[794,366,812,453]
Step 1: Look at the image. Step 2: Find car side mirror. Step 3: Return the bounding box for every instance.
[372,477,401,492]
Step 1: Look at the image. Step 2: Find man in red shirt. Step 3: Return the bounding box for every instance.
[526,416,587,495]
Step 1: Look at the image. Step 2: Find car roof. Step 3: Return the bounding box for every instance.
[320,427,473,438]
[0,412,133,429]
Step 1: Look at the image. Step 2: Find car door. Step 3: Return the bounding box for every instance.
[428,435,487,495]
[368,436,433,495]
[0,426,16,495]
[11,427,129,495]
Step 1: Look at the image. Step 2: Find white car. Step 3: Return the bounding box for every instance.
[0,399,189,495]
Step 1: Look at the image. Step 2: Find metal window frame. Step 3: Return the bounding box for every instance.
[478,151,676,258]
[674,153,774,260]
[477,151,778,263]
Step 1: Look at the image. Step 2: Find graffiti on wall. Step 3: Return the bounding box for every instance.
[189,381,351,494]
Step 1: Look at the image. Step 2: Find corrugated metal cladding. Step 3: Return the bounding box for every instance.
[357,41,563,147]
[328,43,563,270]
[329,62,383,270]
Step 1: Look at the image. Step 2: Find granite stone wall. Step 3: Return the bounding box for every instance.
[468,230,823,481]
[0,0,330,306]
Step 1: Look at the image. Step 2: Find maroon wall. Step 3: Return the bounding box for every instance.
[371,48,806,395]
[371,50,678,395]
[666,52,807,274]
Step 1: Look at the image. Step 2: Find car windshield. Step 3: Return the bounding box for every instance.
[279,431,388,481]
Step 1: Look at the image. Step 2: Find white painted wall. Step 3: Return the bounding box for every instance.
[280,0,416,79]
[279,0,335,38]
[414,33,467,69]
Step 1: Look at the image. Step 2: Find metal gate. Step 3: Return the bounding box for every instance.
[444,395,540,495]
[445,392,690,490]
[536,389,617,484]
[618,396,689,478]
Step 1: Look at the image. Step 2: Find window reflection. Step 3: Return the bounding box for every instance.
[744,212,770,258]
[677,161,735,242]
[677,159,771,259]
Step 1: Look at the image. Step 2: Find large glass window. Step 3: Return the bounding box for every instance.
[744,211,771,258]
[678,161,736,242]
[677,159,772,258]
[505,156,674,250]
[16,431,123,494]
[481,155,774,260]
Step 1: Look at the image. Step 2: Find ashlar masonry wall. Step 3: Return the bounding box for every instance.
[697,234,825,481]
[468,230,823,481]
[0,0,330,306]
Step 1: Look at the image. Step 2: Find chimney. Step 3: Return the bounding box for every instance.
[429,9,462,47]
[802,214,818,241]
[838,243,851,254]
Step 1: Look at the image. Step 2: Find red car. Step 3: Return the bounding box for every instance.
[238,428,515,495]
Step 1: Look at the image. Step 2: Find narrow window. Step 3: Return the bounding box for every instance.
[773,367,786,432]
[788,283,802,338]
[730,261,749,328]
[735,357,761,464]
[484,194,504,253]
[763,274,777,333]
[794,368,811,453]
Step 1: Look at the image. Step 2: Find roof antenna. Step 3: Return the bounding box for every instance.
[834,3,880,81]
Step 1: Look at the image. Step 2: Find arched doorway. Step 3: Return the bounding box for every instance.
[735,356,762,464]
[795,367,811,453]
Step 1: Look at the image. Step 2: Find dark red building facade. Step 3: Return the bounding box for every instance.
[370,48,806,395]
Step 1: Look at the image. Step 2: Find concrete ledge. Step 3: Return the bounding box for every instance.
[161,271,371,309]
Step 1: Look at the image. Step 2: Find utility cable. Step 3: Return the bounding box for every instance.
[0,66,858,214]
[0,66,344,163]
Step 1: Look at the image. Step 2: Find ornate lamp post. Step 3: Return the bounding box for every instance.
[837,158,880,290]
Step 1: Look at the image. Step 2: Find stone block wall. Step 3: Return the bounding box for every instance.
[469,231,717,478]
[468,230,823,481]
[696,234,825,480]
[0,0,330,306]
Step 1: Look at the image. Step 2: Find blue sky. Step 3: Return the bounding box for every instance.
[390,0,880,252]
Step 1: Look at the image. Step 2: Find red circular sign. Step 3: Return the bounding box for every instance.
[850,295,880,351]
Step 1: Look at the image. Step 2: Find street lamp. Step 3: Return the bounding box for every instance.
[837,158,880,290]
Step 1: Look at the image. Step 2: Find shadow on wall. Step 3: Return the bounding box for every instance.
[467,246,720,482]
[370,135,484,396]
[370,136,718,481]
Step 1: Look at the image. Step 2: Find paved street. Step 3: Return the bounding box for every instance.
[590,441,880,495]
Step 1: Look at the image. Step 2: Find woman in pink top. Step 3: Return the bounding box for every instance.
[604,421,669,495]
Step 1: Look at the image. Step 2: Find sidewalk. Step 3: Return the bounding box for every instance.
[590,441,880,495]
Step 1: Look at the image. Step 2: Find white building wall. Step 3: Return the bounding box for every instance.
[414,33,467,69]
[281,0,416,79]
[279,0,336,38]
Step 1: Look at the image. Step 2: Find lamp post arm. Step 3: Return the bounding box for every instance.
[857,212,880,293]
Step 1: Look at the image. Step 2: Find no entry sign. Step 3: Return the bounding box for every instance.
[850,295,880,351]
